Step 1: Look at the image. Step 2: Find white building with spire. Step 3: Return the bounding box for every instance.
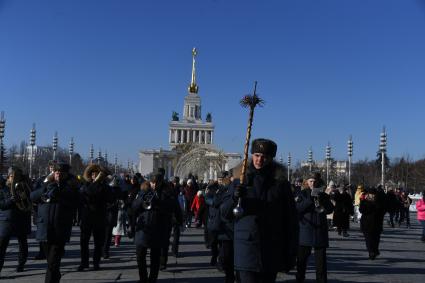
[138,48,241,180]
[168,48,215,147]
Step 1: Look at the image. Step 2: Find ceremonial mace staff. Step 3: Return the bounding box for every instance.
[233,81,264,218]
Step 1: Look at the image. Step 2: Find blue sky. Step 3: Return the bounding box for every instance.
[1,0,425,165]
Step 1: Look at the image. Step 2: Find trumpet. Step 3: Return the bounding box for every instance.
[41,185,59,203]
[314,196,325,213]
[311,186,325,213]
[141,190,158,210]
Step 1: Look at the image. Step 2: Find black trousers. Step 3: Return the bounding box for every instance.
[0,234,28,272]
[136,246,161,283]
[42,241,65,283]
[103,223,114,256]
[219,240,238,283]
[80,223,105,266]
[160,225,173,267]
[296,246,327,283]
[363,231,381,254]
[389,211,396,227]
[239,270,277,283]
[171,224,180,255]
[398,208,410,227]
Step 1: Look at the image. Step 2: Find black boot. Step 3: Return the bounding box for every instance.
[16,263,24,272]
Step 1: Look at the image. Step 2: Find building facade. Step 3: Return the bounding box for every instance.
[139,48,241,180]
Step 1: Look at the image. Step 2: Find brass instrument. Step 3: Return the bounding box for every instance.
[314,197,325,213]
[312,186,325,213]
[141,190,158,210]
[10,175,32,212]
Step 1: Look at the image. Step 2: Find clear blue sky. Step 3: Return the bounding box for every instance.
[1,0,425,165]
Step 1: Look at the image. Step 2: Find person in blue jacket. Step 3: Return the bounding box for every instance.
[230,138,299,283]
[31,162,80,283]
[295,172,334,283]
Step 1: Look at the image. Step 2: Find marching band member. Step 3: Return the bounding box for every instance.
[0,167,32,275]
[31,162,80,283]
[78,164,112,271]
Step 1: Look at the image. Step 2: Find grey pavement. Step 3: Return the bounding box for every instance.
[1,214,424,283]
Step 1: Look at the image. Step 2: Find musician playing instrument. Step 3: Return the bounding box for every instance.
[295,172,333,283]
[30,162,80,283]
[132,172,181,283]
[0,166,32,275]
[78,164,113,271]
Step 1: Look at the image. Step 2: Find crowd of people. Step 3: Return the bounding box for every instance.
[0,138,424,283]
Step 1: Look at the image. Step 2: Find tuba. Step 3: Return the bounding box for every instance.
[10,175,33,212]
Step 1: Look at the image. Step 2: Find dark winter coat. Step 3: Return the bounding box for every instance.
[133,181,182,249]
[296,188,334,248]
[79,177,113,229]
[0,186,32,238]
[207,183,234,241]
[386,191,400,213]
[230,161,299,273]
[30,175,80,243]
[359,189,387,234]
[105,185,122,228]
[332,191,354,230]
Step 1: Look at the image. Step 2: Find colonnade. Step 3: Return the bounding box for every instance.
[169,128,213,145]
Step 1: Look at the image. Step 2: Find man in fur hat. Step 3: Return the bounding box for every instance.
[229,138,299,283]
[30,162,80,283]
[78,164,113,271]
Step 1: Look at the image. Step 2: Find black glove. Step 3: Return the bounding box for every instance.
[234,184,247,199]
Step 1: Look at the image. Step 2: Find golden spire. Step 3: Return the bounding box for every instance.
[188,47,199,94]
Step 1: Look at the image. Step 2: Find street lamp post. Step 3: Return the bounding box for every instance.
[380,127,387,190]
[52,132,58,161]
[0,111,5,174]
[347,136,353,185]
[326,143,331,186]
[308,147,313,172]
[287,153,291,182]
[104,151,108,167]
[69,137,74,165]
[97,149,102,165]
[29,124,36,179]
[114,154,118,175]
[89,144,94,164]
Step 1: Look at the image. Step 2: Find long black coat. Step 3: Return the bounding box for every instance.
[30,175,80,243]
[206,183,234,242]
[0,186,31,238]
[230,161,299,273]
[79,179,113,229]
[332,191,354,230]
[359,189,387,234]
[296,188,334,248]
[133,182,182,249]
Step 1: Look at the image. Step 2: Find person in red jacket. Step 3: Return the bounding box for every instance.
[416,191,425,242]
[191,190,205,228]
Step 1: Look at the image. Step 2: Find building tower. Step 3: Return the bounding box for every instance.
[168,48,215,148]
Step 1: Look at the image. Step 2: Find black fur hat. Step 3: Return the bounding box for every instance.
[251,138,277,157]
